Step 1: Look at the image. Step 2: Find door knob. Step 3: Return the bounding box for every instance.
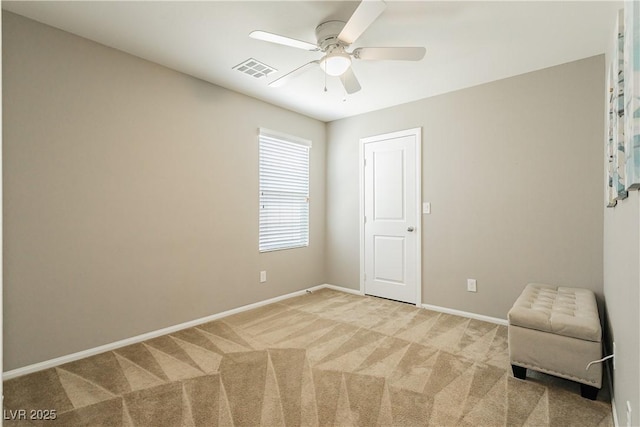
[407,226,415,232]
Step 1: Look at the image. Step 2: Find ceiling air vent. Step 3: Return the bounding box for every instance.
[233,58,277,79]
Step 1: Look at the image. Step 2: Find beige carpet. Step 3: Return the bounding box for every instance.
[4,288,612,426]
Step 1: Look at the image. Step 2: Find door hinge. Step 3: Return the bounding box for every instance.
[364,216,367,223]
[364,158,367,167]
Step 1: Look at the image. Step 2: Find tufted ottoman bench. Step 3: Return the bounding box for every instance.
[508,283,602,399]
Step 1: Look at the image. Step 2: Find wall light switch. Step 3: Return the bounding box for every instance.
[467,279,477,292]
[260,271,267,283]
[423,202,431,214]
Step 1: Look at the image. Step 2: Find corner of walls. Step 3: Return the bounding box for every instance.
[325,118,363,292]
[3,11,327,371]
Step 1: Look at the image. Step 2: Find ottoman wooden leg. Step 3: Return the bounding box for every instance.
[580,384,599,400]
[512,364,527,380]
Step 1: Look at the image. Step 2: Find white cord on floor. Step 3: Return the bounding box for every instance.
[586,354,614,370]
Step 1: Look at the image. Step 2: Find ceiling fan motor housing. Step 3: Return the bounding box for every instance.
[315,21,348,51]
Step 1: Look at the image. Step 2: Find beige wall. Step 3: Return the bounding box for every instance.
[602,12,640,421]
[326,55,605,319]
[603,193,640,423]
[2,12,326,371]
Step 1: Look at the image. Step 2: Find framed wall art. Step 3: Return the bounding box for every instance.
[607,63,618,207]
[624,1,640,190]
[607,9,628,206]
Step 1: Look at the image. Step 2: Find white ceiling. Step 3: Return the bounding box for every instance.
[3,1,621,122]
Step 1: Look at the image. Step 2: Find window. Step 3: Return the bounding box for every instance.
[259,129,311,252]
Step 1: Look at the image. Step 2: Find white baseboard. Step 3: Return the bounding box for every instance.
[3,284,329,381]
[421,303,508,326]
[322,284,363,296]
[611,395,620,427]
[4,284,505,381]
[604,344,619,427]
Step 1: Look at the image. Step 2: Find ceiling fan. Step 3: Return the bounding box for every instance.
[249,0,426,94]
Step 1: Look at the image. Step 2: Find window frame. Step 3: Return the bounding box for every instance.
[258,128,311,253]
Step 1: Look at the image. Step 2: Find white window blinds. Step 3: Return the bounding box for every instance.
[259,129,311,252]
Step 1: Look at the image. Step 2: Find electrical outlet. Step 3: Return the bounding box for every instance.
[467,279,477,292]
[260,271,267,283]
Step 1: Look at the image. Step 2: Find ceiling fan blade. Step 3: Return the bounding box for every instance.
[338,0,387,45]
[250,30,319,51]
[340,67,362,94]
[353,47,426,61]
[269,61,319,88]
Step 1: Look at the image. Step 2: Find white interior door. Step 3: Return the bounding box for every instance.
[361,128,421,305]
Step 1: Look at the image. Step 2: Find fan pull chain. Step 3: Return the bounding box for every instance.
[324,71,328,93]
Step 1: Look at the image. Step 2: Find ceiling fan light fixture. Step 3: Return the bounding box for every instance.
[320,51,351,77]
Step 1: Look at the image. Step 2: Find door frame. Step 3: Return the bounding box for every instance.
[359,127,422,307]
